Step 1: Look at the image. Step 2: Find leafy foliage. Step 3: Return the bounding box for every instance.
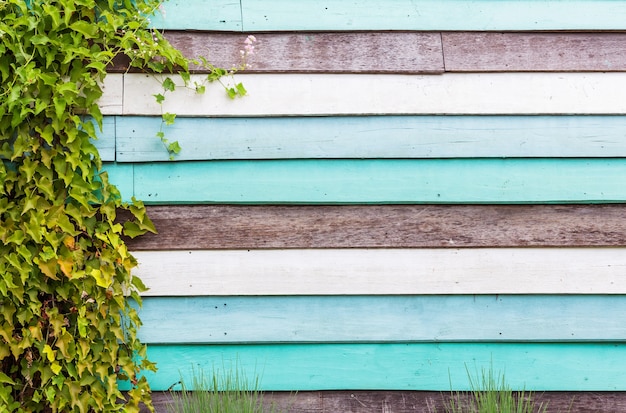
[0,0,203,411]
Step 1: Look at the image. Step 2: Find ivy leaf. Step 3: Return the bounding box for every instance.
[162,77,176,92]
[162,112,176,125]
[50,362,62,375]
[0,372,16,385]
[153,93,165,104]
[70,21,99,38]
[42,344,56,362]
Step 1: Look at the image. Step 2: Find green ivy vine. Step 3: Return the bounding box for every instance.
[0,1,244,411]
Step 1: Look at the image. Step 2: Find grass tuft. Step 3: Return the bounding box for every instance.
[167,364,284,413]
[439,366,548,413]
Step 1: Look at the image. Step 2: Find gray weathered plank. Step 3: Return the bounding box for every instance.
[110,32,444,74]
[145,391,626,413]
[442,32,626,72]
[109,32,626,73]
[122,204,626,250]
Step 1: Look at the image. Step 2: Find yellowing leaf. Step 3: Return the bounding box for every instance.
[51,362,62,375]
[90,269,111,288]
[57,257,74,278]
[43,344,56,362]
[36,258,59,280]
[63,236,75,250]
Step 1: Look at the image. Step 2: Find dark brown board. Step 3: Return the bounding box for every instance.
[145,391,626,413]
[121,204,626,250]
[442,32,626,72]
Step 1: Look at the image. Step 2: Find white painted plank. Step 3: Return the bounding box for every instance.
[99,75,123,115]
[117,73,626,116]
[132,248,626,296]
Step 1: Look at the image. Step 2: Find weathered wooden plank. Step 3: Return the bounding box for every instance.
[119,72,626,116]
[147,0,626,31]
[121,159,626,204]
[148,0,242,31]
[137,295,626,344]
[443,32,626,72]
[110,32,626,75]
[115,115,626,161]
[124,205,626,250]
[131,248,626,296]
[147,391,626,413]
[137,343,626,391]
[161,31,444,74]
[91,116,115,162]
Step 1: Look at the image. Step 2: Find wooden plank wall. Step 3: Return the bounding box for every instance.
[100,2,626,412]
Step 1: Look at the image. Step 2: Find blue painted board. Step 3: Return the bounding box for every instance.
[149,0,241,30]
[115,115,626,161]
[103,159,626,204]
[90,116,115,162]
[137,295,626,344]
[137,343,626,391]
[101,163,133,201]
[148,0,626,31]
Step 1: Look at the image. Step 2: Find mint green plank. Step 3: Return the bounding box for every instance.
[88,116,115,162]
[101,163,133,201]
[115,115,626,162]
[147,0,626,31]
[241,1,626,31]
[137,295,626,344]
[148,0,241,30]
[125,159,626,204]
[139,343,626,391]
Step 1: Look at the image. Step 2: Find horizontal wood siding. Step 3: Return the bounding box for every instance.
[110,32,626,74]
[138,343,626,391]
[442,32,626,72]
[148,391,626,413]
[105,159,626,204]
[132,248,626,296]
[150,1,626,31]
[101,17,626,401]
[124,205,626,250]
[137,295,626,343]
[115,73,626,116]
[110,115,626,161]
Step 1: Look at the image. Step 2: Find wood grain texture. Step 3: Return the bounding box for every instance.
[118,72,626,116]
[123,204,626,250]
[131,248,626,296]
[109,32,626,74]
[135,343,626,391]
[106,159,626,204]
[115,115,626,161]
[147,391,626,413]
[137,295,626,344]
[443,32,626,72]
[148,0,626,31]
[162,31,444,74]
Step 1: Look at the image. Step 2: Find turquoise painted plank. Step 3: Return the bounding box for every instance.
[115,115,626,161]
[89,116,115,162]
[148,0,241,30]
[101,163,133,201]
[137,295,626,344]
[120,159,626,204]
[139,343,626,391]
[146,0,626,31]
